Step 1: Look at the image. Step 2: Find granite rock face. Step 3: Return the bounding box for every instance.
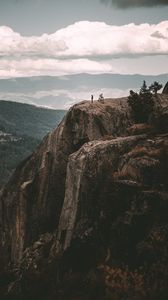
[0,95,168,300]
[0,98,130,265]
[162,81,168,94]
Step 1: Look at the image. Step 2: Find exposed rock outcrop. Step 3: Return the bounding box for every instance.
[0,95,168,300]
[162,81,168,94]
[0,98,130,266]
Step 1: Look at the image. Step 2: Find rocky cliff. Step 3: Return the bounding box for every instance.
[0,95,168,300]
[162,81,168,94]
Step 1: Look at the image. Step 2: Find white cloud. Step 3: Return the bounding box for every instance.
[0,26,67,57]
[0,58,113,78]
[55,21,168,57]
[0,55,167,79]
[0,20,168,78]
[0,21,168,59]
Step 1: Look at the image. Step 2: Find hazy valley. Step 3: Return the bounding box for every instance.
[0,73,167,109]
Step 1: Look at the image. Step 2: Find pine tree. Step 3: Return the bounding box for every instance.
[149,81,162,95]
[140,80,149,94]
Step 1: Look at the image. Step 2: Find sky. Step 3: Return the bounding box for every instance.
[0,0,168,108]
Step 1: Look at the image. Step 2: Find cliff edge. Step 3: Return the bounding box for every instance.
[0,95,168,300]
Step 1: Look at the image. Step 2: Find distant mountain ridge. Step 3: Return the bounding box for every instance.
[0,100,66,186]
[0,74,168,92]
[0,73,167,109]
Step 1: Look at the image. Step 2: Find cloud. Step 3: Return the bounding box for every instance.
[0,58,114,78]
[1,55,168,79]
[55,21,168,58]
[0,21,168,59]
[0,26,67,57]
[0,20,168,78]
[101,0,168,8]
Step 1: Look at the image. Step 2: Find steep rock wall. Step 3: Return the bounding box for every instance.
[0,98,131,265]
[56,135,146,252]
[0,95,168,300]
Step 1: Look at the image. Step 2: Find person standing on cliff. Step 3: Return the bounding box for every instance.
[91,94,94,103]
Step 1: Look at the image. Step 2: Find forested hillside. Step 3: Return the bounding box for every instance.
[0,100,66,186]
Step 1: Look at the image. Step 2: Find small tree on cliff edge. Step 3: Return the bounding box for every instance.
[149,81,162,95]
[140,80,149,94]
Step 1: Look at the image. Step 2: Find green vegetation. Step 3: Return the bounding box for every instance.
[128,89,154,123]
[0,100,66,139]
[140,80,150,94]
[127,81,162,123]
[149,81,163,95]
[0,135,39,186]
[0,100,66,186]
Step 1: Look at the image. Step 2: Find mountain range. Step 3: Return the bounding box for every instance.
[0,73,167,109]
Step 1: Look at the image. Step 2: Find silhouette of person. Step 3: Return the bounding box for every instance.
[91,95,94,103]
